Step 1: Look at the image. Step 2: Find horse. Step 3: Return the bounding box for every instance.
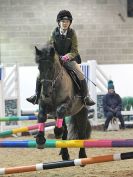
[34,44,91,160]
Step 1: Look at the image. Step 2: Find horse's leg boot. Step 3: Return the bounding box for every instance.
[35,131,46,149]
[80,79,95,106]
[26,77,41,104]
[54,126,64,139]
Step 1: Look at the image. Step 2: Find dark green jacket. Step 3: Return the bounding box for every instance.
[49,27,78,60]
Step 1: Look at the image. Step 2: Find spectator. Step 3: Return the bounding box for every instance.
[103,80,125,131]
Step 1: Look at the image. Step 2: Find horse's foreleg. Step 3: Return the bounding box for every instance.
[54,118,64,139]
[79,148,87,167]
[36,122,46,149]
[36,106,47,149]
[79,148,87,158]
[73,107,89,162]
[59,120,70,160]
[54,103,68,139]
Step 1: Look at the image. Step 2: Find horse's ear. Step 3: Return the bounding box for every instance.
[35,46,42,63]
[35,46,42,56]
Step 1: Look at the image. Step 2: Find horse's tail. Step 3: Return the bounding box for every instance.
[67,106,92,140]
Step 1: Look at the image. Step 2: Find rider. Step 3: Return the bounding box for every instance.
[27,10,95,106]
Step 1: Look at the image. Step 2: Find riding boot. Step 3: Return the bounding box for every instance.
[80,79,95,106]
[26,77,41,104]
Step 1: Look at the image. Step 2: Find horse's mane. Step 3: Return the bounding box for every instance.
[35,43,62,72]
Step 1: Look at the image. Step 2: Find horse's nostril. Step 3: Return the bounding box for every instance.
[45,94,49,98]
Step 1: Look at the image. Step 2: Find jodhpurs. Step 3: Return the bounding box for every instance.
[63,61,84,80]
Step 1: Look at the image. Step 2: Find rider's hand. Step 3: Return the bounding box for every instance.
[61,55,69,62]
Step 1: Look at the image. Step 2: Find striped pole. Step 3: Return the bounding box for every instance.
[0,152,133,175]
[0,139,133,148]
[0,122,55,137]
[0,116,70,122]
[0,116,37,121]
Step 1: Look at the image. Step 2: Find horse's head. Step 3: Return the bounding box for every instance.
[35,44,61,98]
[35,44,55,67]
[35,44,56,76]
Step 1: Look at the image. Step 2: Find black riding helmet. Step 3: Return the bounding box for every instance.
[56,10,73,23]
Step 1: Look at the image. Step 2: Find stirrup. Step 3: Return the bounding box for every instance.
[26,95,38,105]
[84,97,95,106]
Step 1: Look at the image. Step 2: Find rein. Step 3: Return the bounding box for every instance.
[40,65,63,89]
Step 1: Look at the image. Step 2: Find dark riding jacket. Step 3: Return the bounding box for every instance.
[49,27,81,63]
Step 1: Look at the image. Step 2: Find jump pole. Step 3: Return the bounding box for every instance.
[0,116,70,122]
[0,115,37,121]
[0,151,133,175]
[0,139,133,148]
[0,122,55,137]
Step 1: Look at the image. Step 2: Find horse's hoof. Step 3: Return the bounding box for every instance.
[61,152,70,160]
[55,135,62,139]
[79,155,87,167]
[54,127,64,139]
[36,136,46,146]
[35,132,46,149]
[59,149,70,160]
[36,144,45,149]
[62,155,70,161]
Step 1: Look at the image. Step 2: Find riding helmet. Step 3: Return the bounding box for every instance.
[56,10,73,23]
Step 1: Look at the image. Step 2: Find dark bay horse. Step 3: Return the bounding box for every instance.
[34,44,91,160]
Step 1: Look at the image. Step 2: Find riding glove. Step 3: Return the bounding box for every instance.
[61,55,69,62]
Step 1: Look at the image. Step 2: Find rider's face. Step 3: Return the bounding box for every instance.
[59,20,71,30]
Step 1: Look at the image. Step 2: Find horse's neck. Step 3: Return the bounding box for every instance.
[54,55,62,74]
[54,55,72,88]
[54,55,71,91]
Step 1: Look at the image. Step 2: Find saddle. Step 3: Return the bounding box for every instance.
[61,61,82,94]
[64,68,81,94]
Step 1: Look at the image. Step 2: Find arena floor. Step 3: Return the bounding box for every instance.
[0,128,133,177]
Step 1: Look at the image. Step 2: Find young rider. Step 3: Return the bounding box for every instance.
[27,10,95,106]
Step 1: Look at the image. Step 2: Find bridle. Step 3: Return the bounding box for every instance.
[40,64,63,91]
